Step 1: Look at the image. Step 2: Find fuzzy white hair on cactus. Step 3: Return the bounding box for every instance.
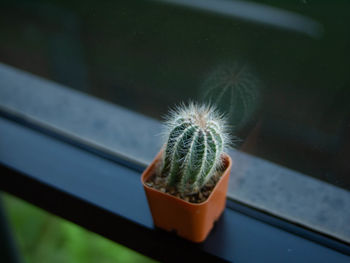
[160,102,232,195]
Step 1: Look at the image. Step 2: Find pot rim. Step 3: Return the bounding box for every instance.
[141,151,232,207]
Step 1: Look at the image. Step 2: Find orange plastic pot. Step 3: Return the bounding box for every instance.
[141,150,232,243]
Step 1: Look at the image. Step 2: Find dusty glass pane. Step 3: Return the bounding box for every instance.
[0,0,349,192]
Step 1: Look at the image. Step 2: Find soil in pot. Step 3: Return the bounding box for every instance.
[145,163,227,203]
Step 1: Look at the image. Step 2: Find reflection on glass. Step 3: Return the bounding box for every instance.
[201,61,261,130]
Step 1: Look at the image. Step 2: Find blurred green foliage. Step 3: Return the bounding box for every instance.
[3,194,156,263]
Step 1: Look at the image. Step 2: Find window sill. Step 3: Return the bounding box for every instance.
[0,117,349,262]
[1,62,349,244]
[0,63,349,261]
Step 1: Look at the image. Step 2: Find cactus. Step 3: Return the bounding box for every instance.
[160,103,231,195]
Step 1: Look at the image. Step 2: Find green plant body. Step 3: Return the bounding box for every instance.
[160,103,231,195]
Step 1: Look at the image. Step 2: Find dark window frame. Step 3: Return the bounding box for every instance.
[1,63,350,244]
[0,65,350,262]
[1,116,349,262]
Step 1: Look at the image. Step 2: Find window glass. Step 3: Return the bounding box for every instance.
[1,0,349,191]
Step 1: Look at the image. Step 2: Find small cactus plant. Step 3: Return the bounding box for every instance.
[160,103,231,195]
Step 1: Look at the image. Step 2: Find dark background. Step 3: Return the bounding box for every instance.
[1,0,349,189]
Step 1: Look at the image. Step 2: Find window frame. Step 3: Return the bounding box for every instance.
[0,63,350,262]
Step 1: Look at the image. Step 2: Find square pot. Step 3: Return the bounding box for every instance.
[141,150,232,242]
